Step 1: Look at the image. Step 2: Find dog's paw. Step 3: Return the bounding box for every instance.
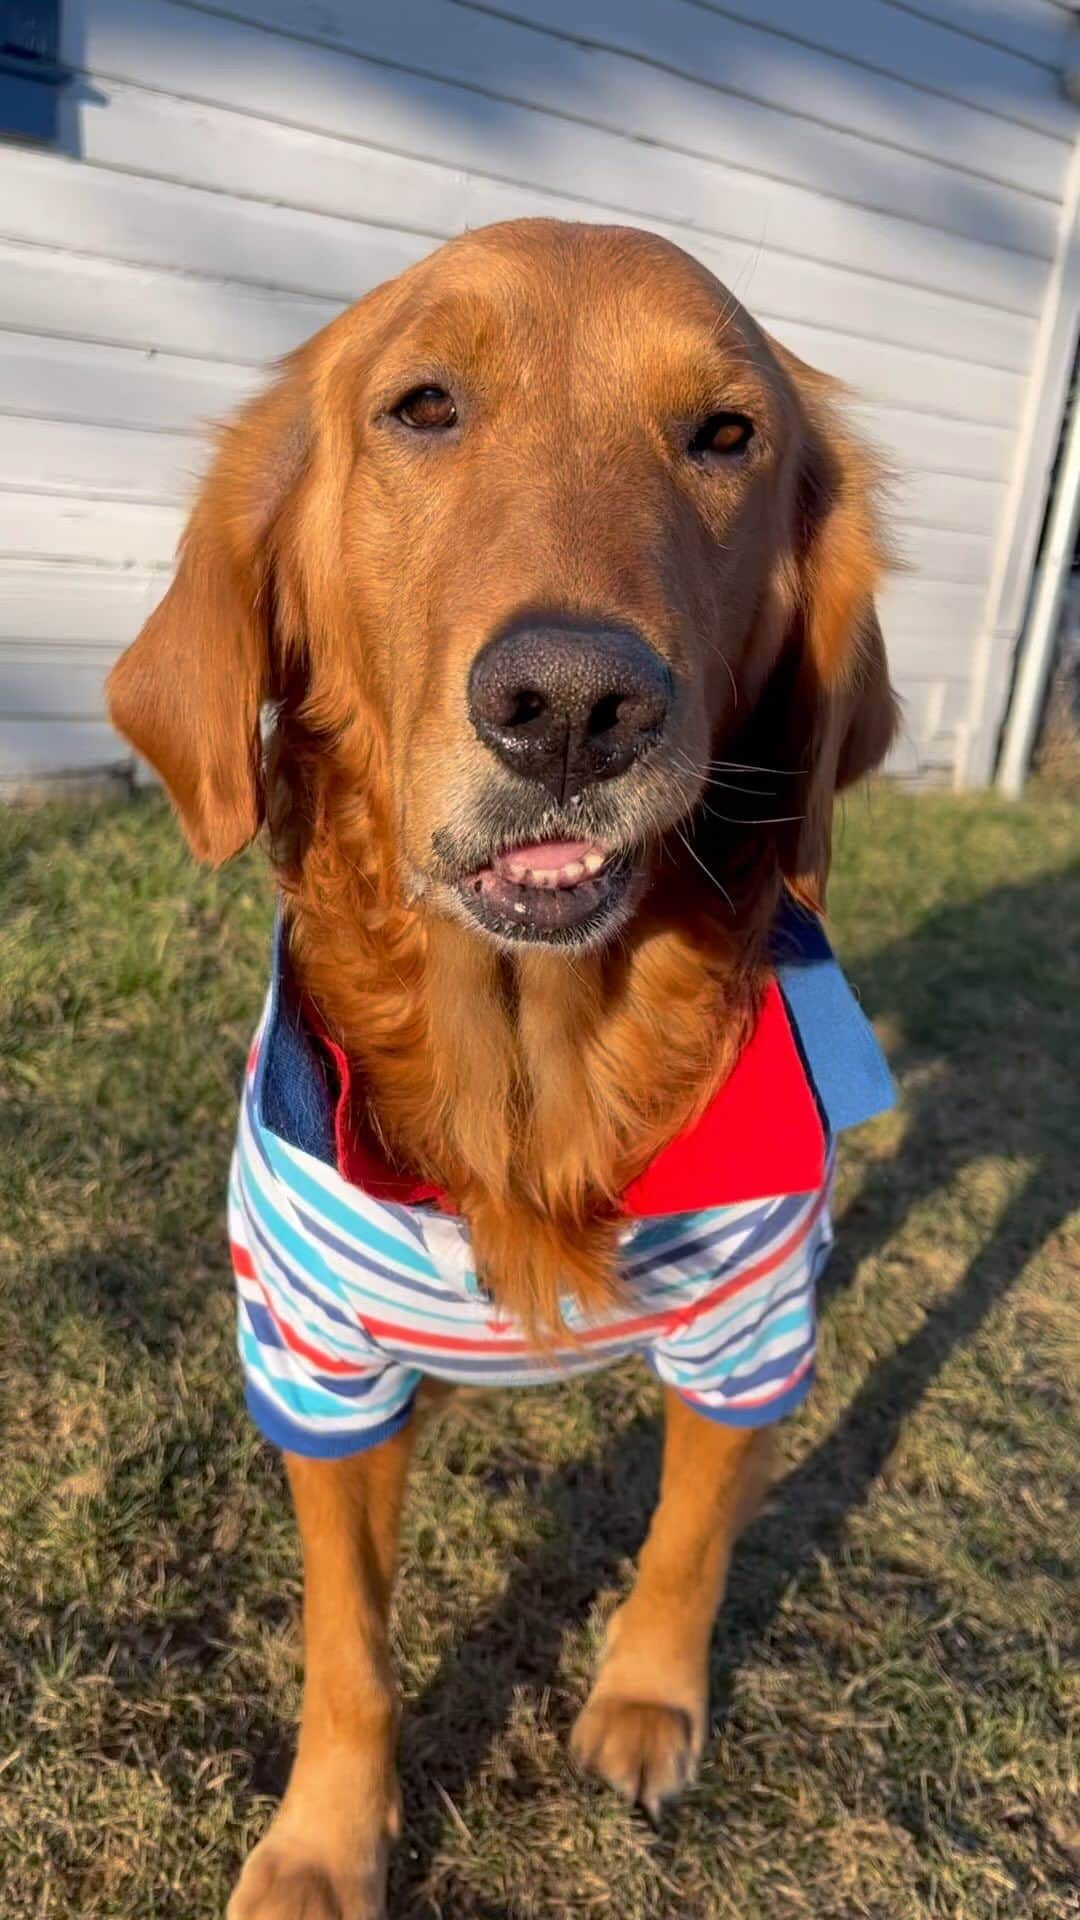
[570,1693,701,1822]
[227,1833,386,1920]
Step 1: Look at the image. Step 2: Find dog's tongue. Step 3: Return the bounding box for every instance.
[498,839,591,872]
[488,838,609,890]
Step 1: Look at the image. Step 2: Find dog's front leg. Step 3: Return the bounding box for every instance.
[571,1389,772,1819]
[229,1425,416,1920]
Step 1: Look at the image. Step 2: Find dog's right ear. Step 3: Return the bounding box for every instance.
[106,360,311,864]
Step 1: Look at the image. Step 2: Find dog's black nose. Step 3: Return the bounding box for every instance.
[468,621,673,801]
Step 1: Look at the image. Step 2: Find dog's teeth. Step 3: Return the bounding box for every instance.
[559,860,585,885]
[505,862,529,882]
[582,850,606,876]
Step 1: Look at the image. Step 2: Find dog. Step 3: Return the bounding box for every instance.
[106,218,898,1920]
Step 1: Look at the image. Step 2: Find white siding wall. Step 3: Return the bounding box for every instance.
[1,0,1077,787]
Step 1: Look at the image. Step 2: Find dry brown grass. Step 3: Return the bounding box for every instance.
[1,785,1077,1918]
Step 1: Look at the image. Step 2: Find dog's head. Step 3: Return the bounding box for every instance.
[108,220,896,949]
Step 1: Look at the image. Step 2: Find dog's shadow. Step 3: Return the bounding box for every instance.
[389,862,1079,1912]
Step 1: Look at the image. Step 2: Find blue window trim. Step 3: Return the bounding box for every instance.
[1,3,70,147]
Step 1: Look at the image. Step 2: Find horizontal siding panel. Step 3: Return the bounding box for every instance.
[0,242,1026,441]
[427,0,1075,173]
[0,241,338,366]
[878,580,985,679]
[0,417,202,502]
[0,646,120,721]
[641,0,1079,135]
[888,470,1004,536]
[776,323,1022,428]
[0,146,1039,372]
[0,564,166,646]
[886,672,973,778]
[890,0,1076,69]
[0,493,182,568]
[68,0,1062,259]
[0,331,262,433]
[895,523,992,582]
[0,487,1000,592]
[0,145,432,304]
[855,406,1011,484]
[0,717,129,780]
[0,485,1000,582]
[67,72,1053,315]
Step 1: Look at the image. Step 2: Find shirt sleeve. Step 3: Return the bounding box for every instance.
[647,1184,833,1428]
[229,1149,421,1459]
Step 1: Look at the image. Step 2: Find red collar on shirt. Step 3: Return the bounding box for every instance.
[313,978,826,1217]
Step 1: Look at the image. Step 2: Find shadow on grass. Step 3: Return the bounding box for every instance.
[11,861,1077,1915]
[388,862,1080,1912]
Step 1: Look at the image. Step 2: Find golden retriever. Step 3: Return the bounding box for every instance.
[107,218,896,1920]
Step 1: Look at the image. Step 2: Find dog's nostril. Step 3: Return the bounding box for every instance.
[508,687,546,729]
[588,692,623,738]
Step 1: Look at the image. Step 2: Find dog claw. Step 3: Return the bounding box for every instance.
[570,1695,700,1819]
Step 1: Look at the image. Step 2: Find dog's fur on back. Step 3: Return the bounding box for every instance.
[108,219,895,1339]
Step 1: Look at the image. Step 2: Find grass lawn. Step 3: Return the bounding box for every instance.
[1,785,1077,1920]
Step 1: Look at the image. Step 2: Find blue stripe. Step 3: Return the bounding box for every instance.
[286,1193,461,1304]
[241,1297,286,1352]
[238,1178,382,1354]
[719,1328,817,1398]
[667,1307,812,1392]
[238,1326,383,1421]
[623,1191,807,1282]
[255,1100,440,1279]
[674,1272,814,1367]
[239,1304,386,1400]
[245,1376,418,1459]
[310,1367,389,1400]
[674,1364,815,1429]
[236,1213,361,1340]
[381,1340,627,1381]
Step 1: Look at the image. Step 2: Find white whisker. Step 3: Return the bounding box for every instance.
[672,820,735,915]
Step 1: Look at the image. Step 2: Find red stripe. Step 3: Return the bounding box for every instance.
[668,1185,828,1332]
[230,1239,256,1280]
[236,1252,371,1377]
[357,1304,674,1357]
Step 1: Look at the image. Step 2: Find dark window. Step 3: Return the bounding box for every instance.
[1,2,68,146]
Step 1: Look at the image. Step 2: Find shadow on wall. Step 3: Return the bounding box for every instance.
[59,0,1075,291]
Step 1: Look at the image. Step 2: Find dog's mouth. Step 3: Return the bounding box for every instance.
[452,837,637,945]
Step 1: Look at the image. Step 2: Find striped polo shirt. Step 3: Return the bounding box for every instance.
[230,898,894,1458]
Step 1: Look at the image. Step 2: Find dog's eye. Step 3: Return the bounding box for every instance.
[393,386,458,431]
[689,412,754,457]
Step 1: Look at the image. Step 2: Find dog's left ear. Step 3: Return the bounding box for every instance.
[106,358,312,864]
[769,351,899,909]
